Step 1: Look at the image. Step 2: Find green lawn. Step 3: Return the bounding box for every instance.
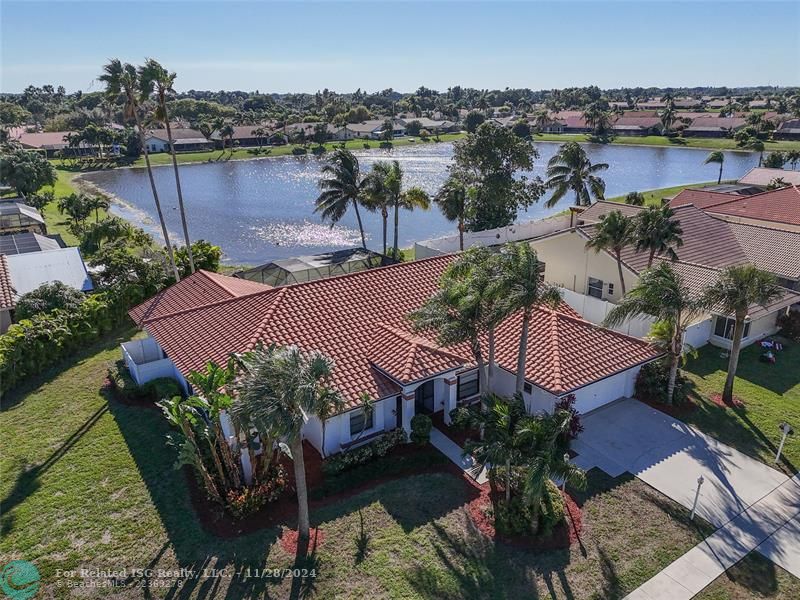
[681,341,800,474]
[8,330,787,599]
[607,180,721,206]
[533,133,800,152]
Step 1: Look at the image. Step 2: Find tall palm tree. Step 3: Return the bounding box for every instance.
[85,195,110,223]
[433,177,468,251]
[233,345,342,547]
[634,205,684,267]
[704,151,725,184]
[702,265,782,404]
[785,149,800,170]
[605,262,708,404]
[544,142,609,208]
[585,210,635,295]
[99,59,180,281]
[659,104,677,136]
[139,58,195,274]
[494,243,562,393]
[315,149,369,249]
[361,162,393,255]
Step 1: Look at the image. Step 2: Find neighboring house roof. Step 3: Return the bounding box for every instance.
[561,116,588,129]
[727,222,800,279]
[5,247,93,296]
[129,269,271,323]
[776,119,800,134]
[146,128,208,143]
[704,186,800,228]
[575,201,645,223]
[16,131,74,150]
[131,256,661,408]
[738,167,800,187]
[612,117,662,129]
[685,117,746,132]
[669,189,743,210]
[345,120,394,134]
[0,255,15,310]
[0,232,61,255]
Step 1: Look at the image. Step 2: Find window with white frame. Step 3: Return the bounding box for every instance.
[587,277,604,298]
[713,316,750,340]
[457,371,479,401]
[349,409,374,437]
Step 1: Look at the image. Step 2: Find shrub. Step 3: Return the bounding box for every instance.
[554,393,583,440]
[226,464,288,518]
[311,145,326,155]
[379,141,393,149]
[106,360,150,402]
[144,377,183,402]
[410,414,432,445]
[321,428,406,476]
[291,147,307,155]
[538,480,566,536]
[362,143,371,149]
[494,480,565,537]
[635,359,689,405]
[449,405,479,430]
[15,281,86,320]
[778,311,800,341]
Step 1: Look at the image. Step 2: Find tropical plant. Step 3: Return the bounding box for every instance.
[702,265,783,403]
[14,281,86,320]
[233,345,342,547]
[493,243,562,393]
[99,59,180,281]
[704,151,725,184]
[624,191,645,206]
[433,177,468,250]
[605,262,708,404]
[139,58,195,274]
[314,148,369,249]
[57,193,93,232]
[785,149,800,170]
[585,210,635,295]
[0,147,56,197]
[544,141,608,208]
[763,152,786,169]
[634,205,684,267]
[174,240,221,276]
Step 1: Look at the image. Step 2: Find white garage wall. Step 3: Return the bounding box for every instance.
[569,365,643,414]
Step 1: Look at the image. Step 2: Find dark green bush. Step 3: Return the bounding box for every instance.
[410,414,432,445]
[539,480,566,536]
[634,359,689,405]
[321,428,406,476]
[144,377,183,402]
[291,147,307,155]
[494,480,566,537]
[778,311,800,341]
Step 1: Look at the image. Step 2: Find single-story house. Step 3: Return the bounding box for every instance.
[144,128,213,153]
[334,120,406,140]
[704,99,730,109]
[775,119,800,141]
[211,125,276,148]
[0,255,14,333]
[683,117,746,137]
[671,186,800,234]
[528,201,800,349]
[0,200,47,235]
[560,116,590,134]
[611,117,662,136]
[5,246,94,297]
[127,257,662,457]
[397,117,458,134]
[15,130,94,157]
[737,167,800,189]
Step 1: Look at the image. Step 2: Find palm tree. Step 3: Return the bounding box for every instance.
[464,394,527,501]
[494,243,562,393]
[625,191,645,206]
[605,262,708,404]
[634,205,684,267]
[704,151,725,184]
[220,123,235,154]
[659,104,677,136]
[140,58,195,274]
[361,162,393,255]
[315,149,368,249]
[363,160,429,260]
[532,109,550,133]
[785,149,800,170]
[746,138,766,166]
[518,408,586,530]
[233,345,342,547]
[544,141,609,208]
[702,265,782,404]
[433,177,468,251]
[99,59,180,281]
[586,210,636,295]
[85,195,109,223]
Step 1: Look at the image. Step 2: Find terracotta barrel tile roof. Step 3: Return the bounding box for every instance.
[669,189,743,210]
[131,256,661,409]
[708,186,800,228]
[0,255,16,309]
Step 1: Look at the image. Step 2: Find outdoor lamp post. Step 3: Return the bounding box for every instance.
[690,475,705,521]
[775,422,794,464]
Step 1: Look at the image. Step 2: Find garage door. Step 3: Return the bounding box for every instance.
[571,370,630,414]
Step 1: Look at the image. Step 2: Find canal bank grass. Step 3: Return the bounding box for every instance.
[40,168,113,246]
[607,180,721,206]
[533,133,800,152]
[133,132,469,168]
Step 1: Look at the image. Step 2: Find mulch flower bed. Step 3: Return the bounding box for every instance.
[640,397,697,419]
[279,527,325,555]
[709,393,745,409]
[462,476,583,551]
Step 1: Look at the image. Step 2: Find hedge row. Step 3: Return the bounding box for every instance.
[0,283,152,394]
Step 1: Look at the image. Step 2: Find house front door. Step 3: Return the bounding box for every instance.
[415,380,435,414]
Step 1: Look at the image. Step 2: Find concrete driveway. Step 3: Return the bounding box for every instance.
[572,398,799,578]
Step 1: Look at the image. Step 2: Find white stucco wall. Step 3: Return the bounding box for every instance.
[307,396,396,457]
[708,311,782,350]
[492,368,558,415]
[569,365,641,414]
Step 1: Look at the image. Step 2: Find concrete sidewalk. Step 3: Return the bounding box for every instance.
[429,427,488,484]
[625,475,800,600]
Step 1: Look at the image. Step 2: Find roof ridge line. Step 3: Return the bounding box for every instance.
[198,269,243,297]
[549,310,564,392]
[247,287,288,349]
[139,287,279,324]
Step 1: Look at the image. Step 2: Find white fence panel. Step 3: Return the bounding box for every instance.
[559,288,654,338]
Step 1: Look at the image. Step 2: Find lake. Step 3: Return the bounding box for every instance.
[83,142,758,265]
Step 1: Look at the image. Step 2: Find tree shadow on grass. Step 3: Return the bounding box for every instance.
[718,550,780,597]
[568,468,634,508]
[0,404,109,535]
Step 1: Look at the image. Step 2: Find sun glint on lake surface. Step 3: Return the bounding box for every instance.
[83,142,758,265]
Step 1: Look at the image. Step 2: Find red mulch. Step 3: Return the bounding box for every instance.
[709,393,745,409]
[431,411,480,447]
[279,527,325,555]
[640,397,696,419]
[461,476,583,551]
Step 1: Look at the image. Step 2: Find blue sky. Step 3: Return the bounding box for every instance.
[1,1,798,94]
